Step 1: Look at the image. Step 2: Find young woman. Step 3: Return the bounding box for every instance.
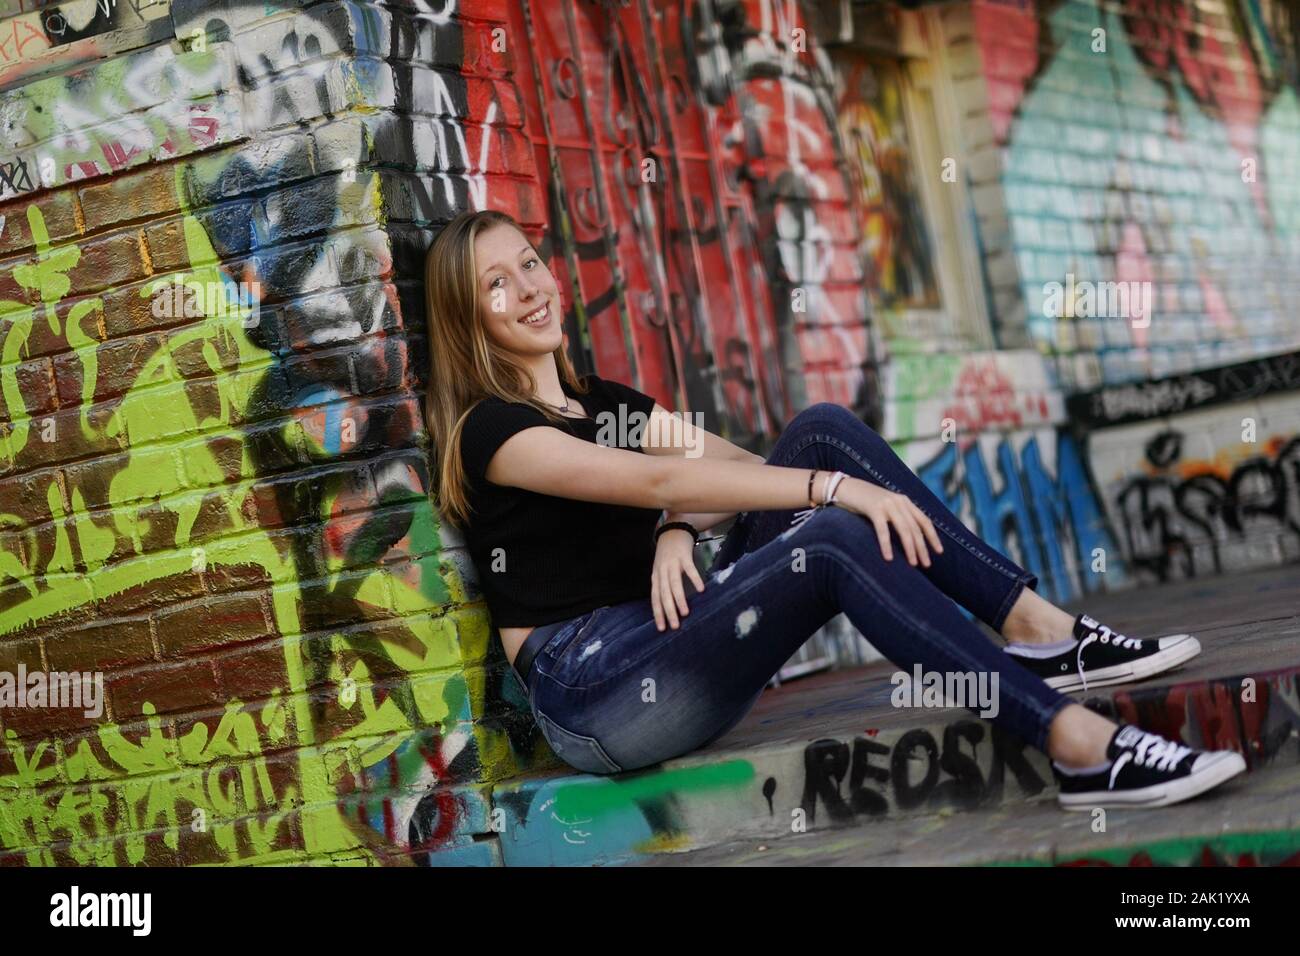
[425,209,1247,810]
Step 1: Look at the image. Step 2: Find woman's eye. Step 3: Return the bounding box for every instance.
[524,257,538,269]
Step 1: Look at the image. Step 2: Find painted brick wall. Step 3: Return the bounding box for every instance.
[0,0,879,866]
[970,0,1300,391]
[888,0,1300,606]
[1,0,1298,868]
[0,0,510,866]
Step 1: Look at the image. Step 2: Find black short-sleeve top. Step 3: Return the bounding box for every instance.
[457,372,663,626]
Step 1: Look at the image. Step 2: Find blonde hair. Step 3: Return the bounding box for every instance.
[424,210,588,529]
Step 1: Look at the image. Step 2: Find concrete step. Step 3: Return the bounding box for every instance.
[489,564,1300,867]
[630,760,1300,867]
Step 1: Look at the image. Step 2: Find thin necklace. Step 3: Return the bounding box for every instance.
[540,391,570,413]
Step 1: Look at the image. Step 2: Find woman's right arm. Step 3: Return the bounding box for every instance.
[485,426,943,565]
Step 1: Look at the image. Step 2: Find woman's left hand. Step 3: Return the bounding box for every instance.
[651,528,706,632]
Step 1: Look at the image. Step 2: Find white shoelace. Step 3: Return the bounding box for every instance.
[1090,622,1142,650]
[1107,730,1191,788]
[789,506,820,528]
[1075,623,1143,691]
[1075,633,1098,692]
[1129,730,1192,773]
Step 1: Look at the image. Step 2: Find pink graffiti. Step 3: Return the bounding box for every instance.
[1116,222,1153,347]
[939,357,1049,440]
[1124,0,1267,224]
[1199,273,1238,334]
[972,0,1039,143]
[188,106,221,148]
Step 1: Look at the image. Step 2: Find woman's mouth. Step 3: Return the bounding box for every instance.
[518,302,551,327]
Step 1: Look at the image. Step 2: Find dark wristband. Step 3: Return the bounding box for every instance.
[655,521,699,544]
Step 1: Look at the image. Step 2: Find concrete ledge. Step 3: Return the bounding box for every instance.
[644,760,1300,867]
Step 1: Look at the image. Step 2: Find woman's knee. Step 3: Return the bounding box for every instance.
[788,401,863,434]
[788,505,870,548]
[784,403,886,459]
[766,403,881,470]
[790,506,895,570]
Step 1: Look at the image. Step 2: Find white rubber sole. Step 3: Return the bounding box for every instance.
[1040,634,1201,692]
[1058,750,1247,810]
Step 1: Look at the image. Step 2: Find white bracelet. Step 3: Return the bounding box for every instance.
[823,471,848,506]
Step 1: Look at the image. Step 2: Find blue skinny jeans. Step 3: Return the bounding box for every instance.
[516,402,1074,774]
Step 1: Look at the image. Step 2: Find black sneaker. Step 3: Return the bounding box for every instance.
[1004,613,1200,692]
[1054,724,1246,810]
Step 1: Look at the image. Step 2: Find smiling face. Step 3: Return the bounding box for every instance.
[474,222,563,358]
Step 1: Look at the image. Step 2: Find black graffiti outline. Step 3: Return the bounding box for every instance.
[1071,349,1300,428]
[798,722,1047,825]
[0,158,35,194]
[1116,433,1300,581]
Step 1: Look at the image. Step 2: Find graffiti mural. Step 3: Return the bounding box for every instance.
[884,351,1119,603]
[833,53,940,316]
[0,0,546,866]
[898,426,1124,603]
[1068,349,1300,427]
[978,0,1300,386]
[0,0,173,88]
[884,350,1063,441]
[2,0,1298,869]
[1088,392,1300,583]
[798,719,1050,822]
[0,0,885,867]
[508,0,879,445]
[1096,667,1300,772]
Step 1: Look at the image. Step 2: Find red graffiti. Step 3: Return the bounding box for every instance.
[1122,0,1267,223]
[0,17,51,64]
[972,0,1039,143]
[502,0,871,441]
[939,358,1050,439]
[188,106,220,148]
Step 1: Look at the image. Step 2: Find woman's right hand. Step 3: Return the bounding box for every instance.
[833,477,944,567]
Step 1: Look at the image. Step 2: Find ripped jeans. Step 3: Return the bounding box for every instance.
[518,402,1074,775]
